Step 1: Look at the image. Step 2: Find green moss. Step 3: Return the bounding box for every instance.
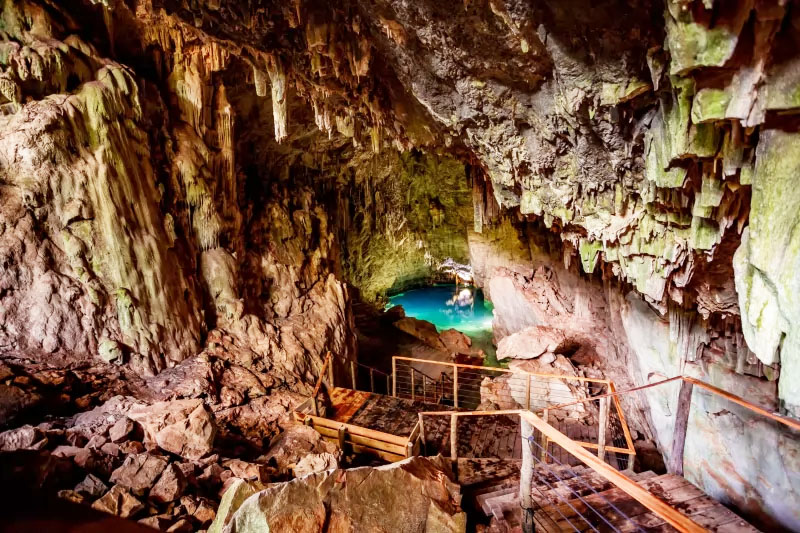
[666,15,739,74]
[579,239,603,274]
[691,88,731,123]
[689,216,719,250]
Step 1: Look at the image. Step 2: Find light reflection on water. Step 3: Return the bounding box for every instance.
[387,284,497,363]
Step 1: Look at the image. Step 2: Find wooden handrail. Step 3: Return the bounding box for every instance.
[538,375,800,433]
[684,376,800,432]
[312,351,333,397]
[519,411,707,533]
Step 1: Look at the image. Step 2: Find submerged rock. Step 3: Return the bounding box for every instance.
[394,317,446,349]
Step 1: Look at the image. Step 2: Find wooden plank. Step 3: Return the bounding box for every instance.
[392,358,397,397]
[608,382,637,455]
[669,380,694,475]
[321,436,405,462]
[520,411,707,533]
[329,388,371,422]
[312,424,408,455]
[297,412,410,446]
[418,413,427,455]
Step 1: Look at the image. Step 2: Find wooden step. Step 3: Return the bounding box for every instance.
[481,487,518,516]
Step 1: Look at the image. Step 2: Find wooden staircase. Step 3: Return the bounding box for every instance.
[460,460,760,532]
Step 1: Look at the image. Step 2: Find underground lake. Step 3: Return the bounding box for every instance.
[387,284,499,364]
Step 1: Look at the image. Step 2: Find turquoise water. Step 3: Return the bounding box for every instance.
[387,284,497,363]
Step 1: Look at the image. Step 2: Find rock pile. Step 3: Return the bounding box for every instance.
[0,391,339,532]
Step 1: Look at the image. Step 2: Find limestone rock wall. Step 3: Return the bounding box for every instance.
[469,217,798,530]
[0,0,360,385]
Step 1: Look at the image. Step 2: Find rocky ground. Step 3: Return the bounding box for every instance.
[0,344,342,531]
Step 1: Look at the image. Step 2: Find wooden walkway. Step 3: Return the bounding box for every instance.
[325,387,521,459]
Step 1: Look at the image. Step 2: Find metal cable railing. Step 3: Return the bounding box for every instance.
[526,436,646,532]
[394,356,636,466]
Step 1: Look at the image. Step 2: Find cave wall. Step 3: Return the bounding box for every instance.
[341,150,472,302]
[0,0,361,389]
[470,216,799,529]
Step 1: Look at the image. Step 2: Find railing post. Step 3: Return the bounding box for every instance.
[411,369,416,401]
[540,409,549,462]
[418,413,426,455]
[597,397,609,461]
[338,425,347,456]
[453,364,459,408]
[350,361,357,390]
[520,415,535,533]
[369,368,375,393]
[526,374,531,410]
[450,413,458,462]
[668,379,694,475]
[312,396,319,417]
[392,358,397,397]
[328,352,334,387]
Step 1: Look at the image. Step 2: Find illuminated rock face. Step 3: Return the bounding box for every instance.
[0,0,799,530]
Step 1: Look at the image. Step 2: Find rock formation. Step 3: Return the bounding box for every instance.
[0,0,798,531]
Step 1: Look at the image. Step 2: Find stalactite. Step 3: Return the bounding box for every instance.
[266,56,287,142]
[253,65,268,97]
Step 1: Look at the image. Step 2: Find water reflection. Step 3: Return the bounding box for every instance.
[387,284,493,335]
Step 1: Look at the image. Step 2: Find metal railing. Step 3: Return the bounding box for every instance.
[393,356,636,468]
[347,360,392,395]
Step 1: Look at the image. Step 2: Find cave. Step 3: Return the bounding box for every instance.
[0,0,799,532]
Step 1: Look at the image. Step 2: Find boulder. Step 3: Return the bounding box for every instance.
[139,515,174,530]
[75,474,109,498]
[192,497,217,527]
[127,399,216,460]
[214,456,465,533]
[0,384,43,426]
[109,453,169,496]
[74,447,119,478]
[394,317,445,349]
[222,459,269,482]
[0,425,46,451]
[166,518,194,532]
[260,423,339,475]
[150,464,187,504]
[209,479,266,533]
[439,329,473,354]
[293,452,338,478]
[92,485,145,519]
[496,325,571,360]
[108,417,135,443]
[214,391,305,448]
